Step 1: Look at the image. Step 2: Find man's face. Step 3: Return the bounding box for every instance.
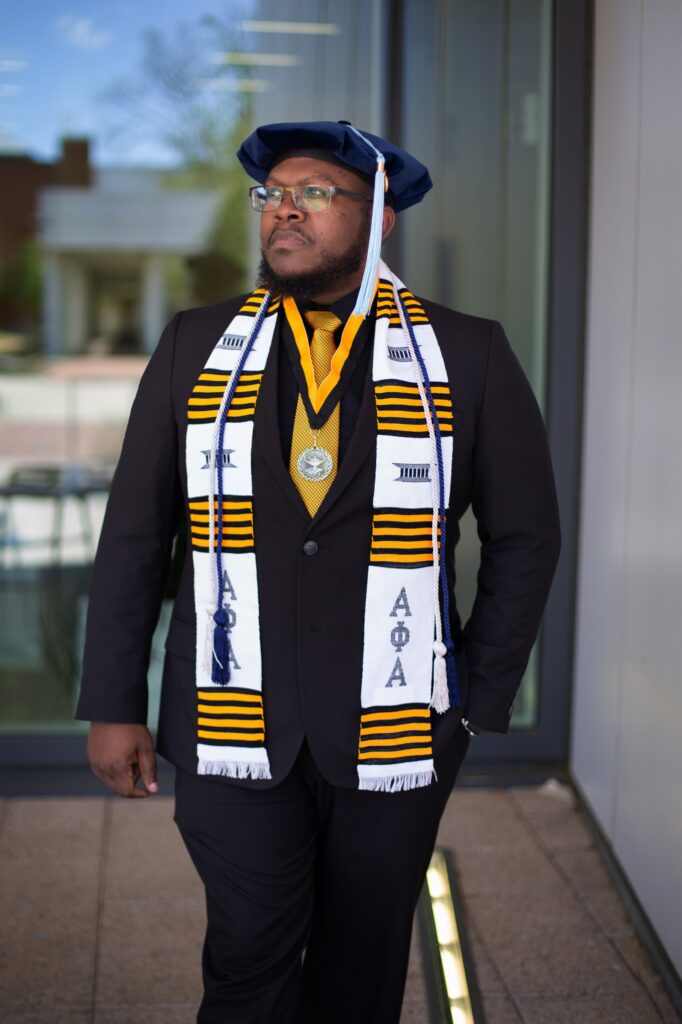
[258,156,374,299]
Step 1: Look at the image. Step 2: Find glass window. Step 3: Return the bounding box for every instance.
[1,0,552,739]
[402,0,553,727]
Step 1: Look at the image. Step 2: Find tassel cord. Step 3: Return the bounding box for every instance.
[208,292,271,680]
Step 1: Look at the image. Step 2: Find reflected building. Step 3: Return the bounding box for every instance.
[0,136,222,356]
[38,140,221,356]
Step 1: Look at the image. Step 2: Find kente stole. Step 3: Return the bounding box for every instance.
[184,259,459,791]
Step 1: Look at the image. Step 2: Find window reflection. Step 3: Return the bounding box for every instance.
[0,4,257,730]
[0,0,551,735]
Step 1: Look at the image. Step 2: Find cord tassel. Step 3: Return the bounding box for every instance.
[347,125,386,318]
[211,608,231,684]
[431,640,450,712]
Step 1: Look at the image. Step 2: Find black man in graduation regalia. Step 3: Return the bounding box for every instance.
[77,120,561,1024]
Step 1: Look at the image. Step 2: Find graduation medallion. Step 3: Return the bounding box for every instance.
[296,440,334,482]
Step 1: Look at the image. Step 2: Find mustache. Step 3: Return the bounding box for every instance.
[267,226,311,246]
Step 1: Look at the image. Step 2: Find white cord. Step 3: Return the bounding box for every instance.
[201,293,271,673]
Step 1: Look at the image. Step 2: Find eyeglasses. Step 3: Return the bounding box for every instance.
[249,184,373,213]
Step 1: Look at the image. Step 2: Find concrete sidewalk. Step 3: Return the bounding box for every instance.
[0,783,677,1023]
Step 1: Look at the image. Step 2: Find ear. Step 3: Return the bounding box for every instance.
[381,205,396,242]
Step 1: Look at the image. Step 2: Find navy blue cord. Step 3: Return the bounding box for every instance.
[211,293,271,683]
[397,293,460,707]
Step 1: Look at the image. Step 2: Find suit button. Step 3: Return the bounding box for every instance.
[303,540,319,556]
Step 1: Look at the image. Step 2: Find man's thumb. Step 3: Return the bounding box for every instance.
[138,741,158,793]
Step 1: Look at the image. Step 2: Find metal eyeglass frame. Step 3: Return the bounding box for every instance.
[249,184,373,213]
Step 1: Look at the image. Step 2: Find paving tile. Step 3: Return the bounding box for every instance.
[449,837,564,897]
[95,948,202,1007]
[98,897,205,953]
[95,1007,194,1024]
[580,886,638,938]
[95,899,204,1009]
[478,926,638,999]
[105,798,201,901]
[509,787,593,852]
[0,799,104,863]
[0,895,97,953]
[462,886,594,943]
[439,789,530,851]
[0,857,99,908]
[0,856,100,1019]
[466,929,506,996]
[508,781,577,818]
[552,845,614,896]
[0,1011,93,1024]
[0,948,95,1009]
[478,995,523,1023]
[516,990,663,1023]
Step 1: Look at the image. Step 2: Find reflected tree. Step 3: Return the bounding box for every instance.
[101,12,256,298]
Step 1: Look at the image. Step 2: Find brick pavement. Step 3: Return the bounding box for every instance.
[0,783,677,1023]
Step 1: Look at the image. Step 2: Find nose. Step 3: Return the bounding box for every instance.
[273,189,304,221]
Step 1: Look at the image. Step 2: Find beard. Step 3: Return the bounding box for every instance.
[257,231,368,306]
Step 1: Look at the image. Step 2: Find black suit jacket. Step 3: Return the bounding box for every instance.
[76,294,561,788]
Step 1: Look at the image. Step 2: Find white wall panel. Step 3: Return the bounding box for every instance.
[613,0,682,968]
[571,0,642,831]
[572,0,682,973]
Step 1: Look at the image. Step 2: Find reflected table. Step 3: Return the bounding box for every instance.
[0,463,113,567]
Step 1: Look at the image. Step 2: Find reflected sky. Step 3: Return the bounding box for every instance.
[1,0,256,165]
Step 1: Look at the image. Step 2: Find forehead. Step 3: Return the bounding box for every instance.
[265,156,366,190]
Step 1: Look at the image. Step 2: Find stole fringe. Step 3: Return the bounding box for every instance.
[358,770,436,793]
[198,759,272,780]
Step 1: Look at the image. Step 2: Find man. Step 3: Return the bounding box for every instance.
[77,121,560,1023]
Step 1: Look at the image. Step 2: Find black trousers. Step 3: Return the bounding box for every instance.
[174,728,470,1024]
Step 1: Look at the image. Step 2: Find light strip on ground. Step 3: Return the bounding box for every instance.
[425,849,477,1023]
[239,20,340,35]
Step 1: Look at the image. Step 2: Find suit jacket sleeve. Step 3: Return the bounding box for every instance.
[462,319,561,731]
[75,313,183,723]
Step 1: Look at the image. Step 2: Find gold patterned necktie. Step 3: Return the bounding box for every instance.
[289,309,343,516]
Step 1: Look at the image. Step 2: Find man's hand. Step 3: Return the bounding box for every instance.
[87,723,159,798]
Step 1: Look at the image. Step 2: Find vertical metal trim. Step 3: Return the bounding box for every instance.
[539,0,594,760]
